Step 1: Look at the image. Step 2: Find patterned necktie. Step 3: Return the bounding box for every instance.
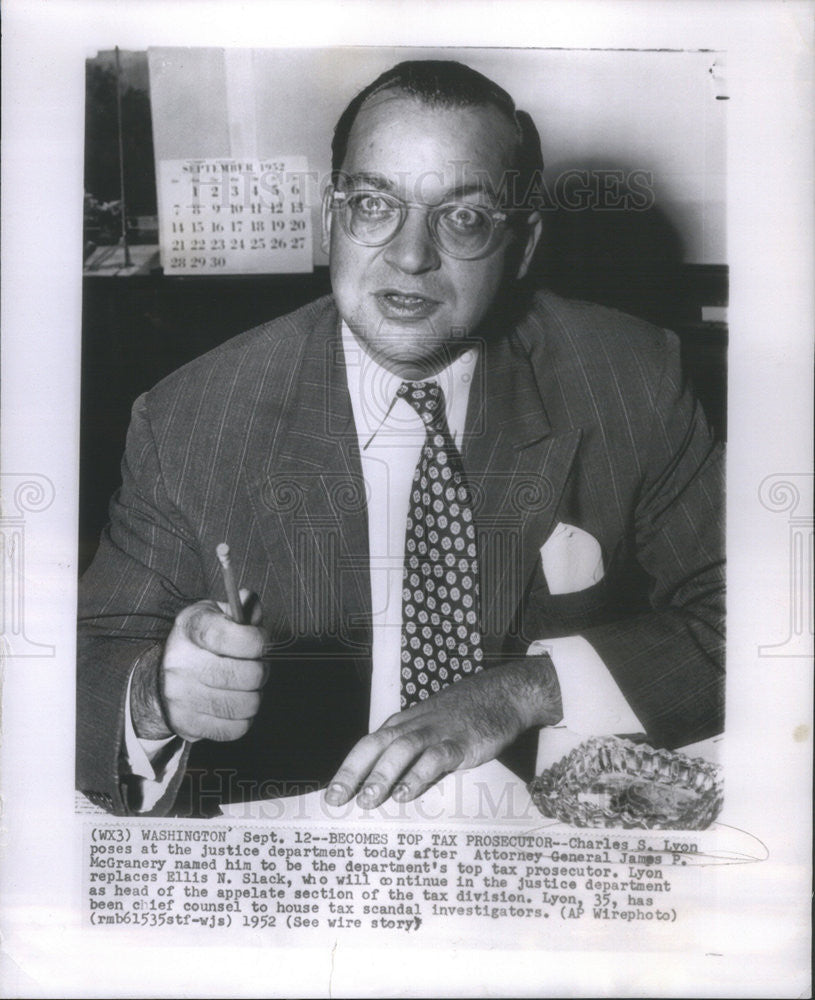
[397,380,484,709]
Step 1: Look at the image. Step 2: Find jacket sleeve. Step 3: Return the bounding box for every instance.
[581,334,725,749]
[76,393,203,815]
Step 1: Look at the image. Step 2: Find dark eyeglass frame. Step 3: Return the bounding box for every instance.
[328,187,521,260]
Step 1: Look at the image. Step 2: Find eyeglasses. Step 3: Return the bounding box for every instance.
[328,188,516,260]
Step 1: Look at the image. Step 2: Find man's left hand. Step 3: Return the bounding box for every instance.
[324,656,562,808]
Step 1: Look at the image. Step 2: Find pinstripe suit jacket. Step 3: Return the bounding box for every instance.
[77,290,725,816]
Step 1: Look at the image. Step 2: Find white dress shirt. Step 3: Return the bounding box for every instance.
[123,321,641,810]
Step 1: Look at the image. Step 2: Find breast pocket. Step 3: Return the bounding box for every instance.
[539,575,609,622]
[517,573,611,644]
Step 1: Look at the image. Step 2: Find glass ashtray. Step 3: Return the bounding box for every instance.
[528,736,723,829]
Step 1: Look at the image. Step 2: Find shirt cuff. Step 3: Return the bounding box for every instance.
[123,668,185,811]
[527,634,643,772]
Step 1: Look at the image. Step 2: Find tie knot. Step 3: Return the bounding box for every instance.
[397,381,446,427]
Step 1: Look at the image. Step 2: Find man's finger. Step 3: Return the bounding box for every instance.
[194,656,269,692]
[324,726,403,805]
[238,588,264,626]
[170,708,254,744]
[215,589,263,626]
[165,684,262,723]
[390,738,466,802]
[350,728,435,808]
[182,602,266,658]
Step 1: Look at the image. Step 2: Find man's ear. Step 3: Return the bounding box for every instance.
[514,210,543,281]
[320,186,334,255]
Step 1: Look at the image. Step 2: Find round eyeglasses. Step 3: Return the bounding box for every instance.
[328,188,516,260]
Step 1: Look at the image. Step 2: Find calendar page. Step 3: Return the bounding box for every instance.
[157,157,313,274]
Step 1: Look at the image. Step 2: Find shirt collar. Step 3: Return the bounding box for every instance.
[340,321,479,446]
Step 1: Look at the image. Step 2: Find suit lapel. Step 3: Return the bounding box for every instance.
[463,328,582,653]
[245,303,371,658]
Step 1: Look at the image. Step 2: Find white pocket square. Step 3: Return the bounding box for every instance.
[540,522,604,595]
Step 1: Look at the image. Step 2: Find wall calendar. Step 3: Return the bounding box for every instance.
[157,157,313,274]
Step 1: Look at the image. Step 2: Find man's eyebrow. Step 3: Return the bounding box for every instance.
[441,182,494,201]
[345,174,497,202]
[344,173,394,192]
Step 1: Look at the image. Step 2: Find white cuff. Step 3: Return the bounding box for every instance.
[123,668,185,810]
[527,634,643,772]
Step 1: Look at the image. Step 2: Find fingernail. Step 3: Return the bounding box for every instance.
[325,783,347,803]
[392,783,410,801]
[358,784,379,802]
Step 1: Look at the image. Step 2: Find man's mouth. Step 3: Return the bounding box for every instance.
[375,290,441,320]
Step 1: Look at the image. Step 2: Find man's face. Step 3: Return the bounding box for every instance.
[324,92,540,378]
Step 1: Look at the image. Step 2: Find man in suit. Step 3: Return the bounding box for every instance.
[77,60,724,817]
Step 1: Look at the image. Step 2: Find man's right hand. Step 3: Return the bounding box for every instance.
[130,590,269,742]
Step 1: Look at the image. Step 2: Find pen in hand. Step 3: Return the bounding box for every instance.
[216,543,245,624]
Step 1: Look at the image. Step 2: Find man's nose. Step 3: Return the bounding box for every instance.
[383,207,441,274]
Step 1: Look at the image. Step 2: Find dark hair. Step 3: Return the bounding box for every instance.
[331,60,543,210]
